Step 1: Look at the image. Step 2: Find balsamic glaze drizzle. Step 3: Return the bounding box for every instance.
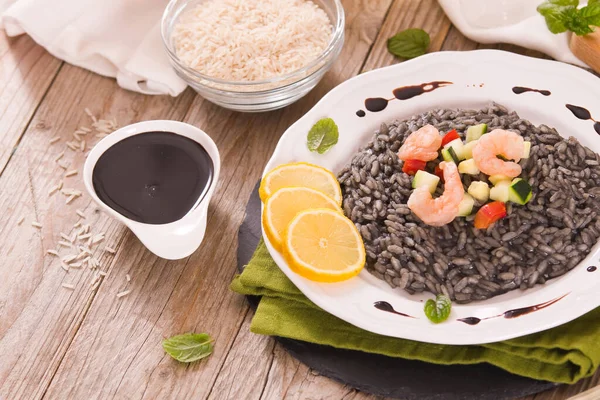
[373,301,414,318]
[512,86,551,96]
[457,317,481,326]
[458,293,569,325]
[566,104,592,120]
[358,81,453,116]
[565,104,600,136]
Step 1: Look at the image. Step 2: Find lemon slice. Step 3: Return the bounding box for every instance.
[283,208,366,283]
[259,162,342,205]
[263,187,341,251]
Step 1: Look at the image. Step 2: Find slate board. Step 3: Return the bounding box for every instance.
[237,182,556,400]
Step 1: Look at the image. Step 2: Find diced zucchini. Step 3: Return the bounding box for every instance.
[457,193,475,216]
[466,123,487,142]
[441,147,460,164]
[463,140,478,159]
[444,138,465,160]
[509,178,532,205]
[523,141,531,159]
[412,170,440,194]
[468,181,490,202]
[489,174,511,185]
[458,159,480,175]
[489,181,511,202]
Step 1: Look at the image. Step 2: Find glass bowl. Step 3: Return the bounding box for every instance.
[161,0,345,112]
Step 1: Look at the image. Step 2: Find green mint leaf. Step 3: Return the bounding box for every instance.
[162,333,213,363]
[537,1,578,33]
[564,6,595,34]
[538,5,572,33]
[307,118,339,154]
[387,28,430,59]
[424,294,452,323]
[576,3,600,31]
[537,0,578,13]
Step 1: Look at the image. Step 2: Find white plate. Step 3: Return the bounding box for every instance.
[262,50,600,345]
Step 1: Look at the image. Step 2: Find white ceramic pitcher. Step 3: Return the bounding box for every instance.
[83,120,220,260]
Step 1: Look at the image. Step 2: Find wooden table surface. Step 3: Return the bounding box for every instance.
[1,1,598,399]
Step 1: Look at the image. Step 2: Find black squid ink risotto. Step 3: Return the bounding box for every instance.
[337,104,600,303]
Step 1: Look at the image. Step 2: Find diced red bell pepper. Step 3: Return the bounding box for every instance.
[434,165,444,183]
[474,202,507,229]
[402,159,427,175]
[441,129,460,147]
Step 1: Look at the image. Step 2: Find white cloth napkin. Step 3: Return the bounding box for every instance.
[437,0,588,68]
[0,0,188,96]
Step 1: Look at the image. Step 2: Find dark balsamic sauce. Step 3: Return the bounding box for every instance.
[373,301,413,318]
[588,266,597,272]
[503,294,567,318]
[393,81,453,100]
[356,110,366,117]
[92,131,213,225]
[512,86,551,96]
[458,294,568,325]
[566,104,592,120]
[565,104,600,135]
[457,317,481,326]
[365,98,390,112]
[361,81,453,115]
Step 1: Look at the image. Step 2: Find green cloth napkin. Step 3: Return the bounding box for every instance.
[231,240,600,384]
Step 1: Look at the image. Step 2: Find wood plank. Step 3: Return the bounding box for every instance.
[361,0,452,73]
[225,1,450,399]
[41,0,395,399]
[0,32,62,174]
[0,63,196,399]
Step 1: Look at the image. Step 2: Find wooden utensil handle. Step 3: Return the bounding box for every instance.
[570,30,600,74]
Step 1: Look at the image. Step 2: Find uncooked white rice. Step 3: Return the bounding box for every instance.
[104,246,116,254]
[65,170,78,177]
[172,0,332,82]
[60,232,72,242]
[76,210,86,219]
[116,290,131,298]
[49,136,61,144]
[65,195,77,204]
[31,221,42,229]
[126,274,131,282]
[62,283,75,290]
[92,234,104,244]
[66,142,78,151]
[62,254,77,263]
[47,249,59,256]
[55,152,64,162]
[17,216,25,225]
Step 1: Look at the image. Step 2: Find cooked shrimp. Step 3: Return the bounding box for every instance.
[407,161,463,226]
[472,129,524,178]
[397,124,442,161]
